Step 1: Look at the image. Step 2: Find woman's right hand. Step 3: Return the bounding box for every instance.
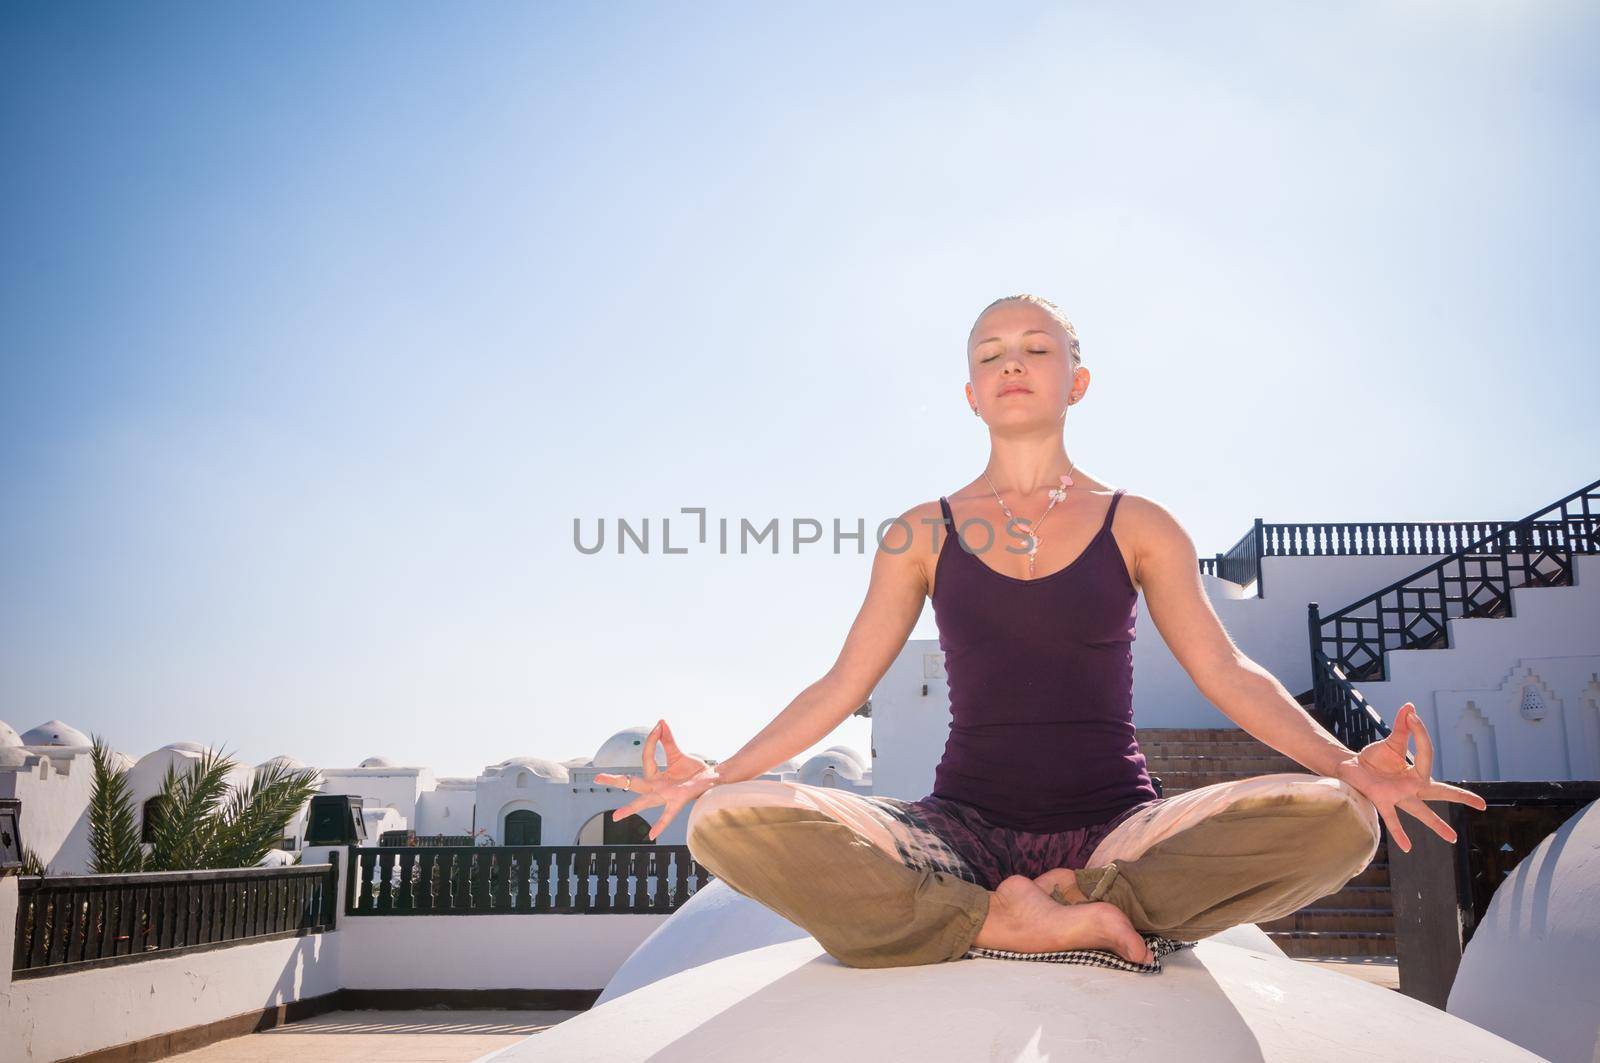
[594,719,720,841]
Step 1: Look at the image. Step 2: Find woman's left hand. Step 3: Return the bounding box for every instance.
[1335,702,1488,852]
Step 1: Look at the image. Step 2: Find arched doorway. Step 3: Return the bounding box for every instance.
[141,795,168,844]
[576,809,653,845]
[504,809,542,846]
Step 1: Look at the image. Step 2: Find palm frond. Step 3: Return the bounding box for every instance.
[210,760,322,868]
[21,845,49,877]
[146,745,237,871]
[87,734,143,874]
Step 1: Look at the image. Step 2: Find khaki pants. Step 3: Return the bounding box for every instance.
[684,773,1381,970]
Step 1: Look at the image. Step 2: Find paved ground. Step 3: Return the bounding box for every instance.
[162,1009,582,1062]
[1296,955,1401,991]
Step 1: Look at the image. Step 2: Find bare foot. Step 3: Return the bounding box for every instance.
[1033,867,1088,905]
[973,875,1155,965]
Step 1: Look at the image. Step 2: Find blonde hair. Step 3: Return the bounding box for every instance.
[970,293,1082,369]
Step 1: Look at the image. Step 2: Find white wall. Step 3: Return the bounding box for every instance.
[0,919,341,1063]
[318,766,434,828]
[338,914,666,992]
[415,781,477,834]
[0,752,95,874]
[1357,555,1600,781]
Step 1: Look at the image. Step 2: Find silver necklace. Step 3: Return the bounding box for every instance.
[981,461,1076,578]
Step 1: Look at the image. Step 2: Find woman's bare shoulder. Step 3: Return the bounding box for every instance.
[1106,490,1195,586]
[880,498,947,554]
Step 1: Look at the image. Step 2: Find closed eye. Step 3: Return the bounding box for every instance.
[979,349,1050,362]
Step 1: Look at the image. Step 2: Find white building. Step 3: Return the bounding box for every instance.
[0,719,868,873]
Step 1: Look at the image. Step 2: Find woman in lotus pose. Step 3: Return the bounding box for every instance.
[597,293,1485,969]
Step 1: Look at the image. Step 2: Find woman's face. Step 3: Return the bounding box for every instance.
[965,302,1084,425]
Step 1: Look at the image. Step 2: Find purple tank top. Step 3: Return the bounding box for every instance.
[927,487,1158,832]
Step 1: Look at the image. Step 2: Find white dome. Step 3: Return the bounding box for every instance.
[770,758,801,773]
[359,756,396,768]
[594,726,668,770]
[1448,797,1600,1063]
[819,745,868,769]
[512,929,1533,1062]
[498,756,570,782]
[257,755,307,772]
[256,849,295,867]
[0,720,21,747]
[21,719,91,747]
[105,750,135,773]
[799,752,864,786]
[562,756,593,768]
[598,880,1287,1008]
[0,747,32,768]
[162,740,208,754]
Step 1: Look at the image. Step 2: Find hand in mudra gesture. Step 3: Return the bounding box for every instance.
[594,719,719,842]
[1335,702,1488,853]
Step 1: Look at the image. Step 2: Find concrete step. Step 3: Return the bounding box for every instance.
[1136,728,1263,742]
[1142,756,1305,775]
[1267,930,1396,957]
[1140,741,1291,758]
[1149,770,1297,790]
[1317,884,1393,909]
[1260,908,1395,934]
[1350,861,1390,888]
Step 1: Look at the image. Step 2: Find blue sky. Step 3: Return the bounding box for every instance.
[2,2,1596,778]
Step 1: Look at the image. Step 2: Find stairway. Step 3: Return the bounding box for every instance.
[1136,727,1395,959]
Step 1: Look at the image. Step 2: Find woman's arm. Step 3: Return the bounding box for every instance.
[712,502,934,784]
[1128,493,1355,778]
[604,502,936,838]
[1131,493,1488,851]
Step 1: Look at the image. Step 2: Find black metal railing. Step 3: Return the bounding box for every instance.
[13,857,339,977]
[344,844,709,915]
[377,831,476,847]
[1307,477,1600,743]
[1204,517,1522,591]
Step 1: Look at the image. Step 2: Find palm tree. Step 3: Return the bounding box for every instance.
[87,735,322,873]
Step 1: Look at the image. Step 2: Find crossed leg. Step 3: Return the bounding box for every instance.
[1036,773,1383,941]
[684,780,1153,968]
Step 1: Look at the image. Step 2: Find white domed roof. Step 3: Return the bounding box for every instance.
[498,756,570,782]
[561,756,593,768]
[516,928,1532,1062]
[799,752,865,786]
[163,740,209,754]
[105,750,136,772]
[0,720,21,747]
[359,756,396,768]
[0,747,32,768]
[257,754,307,772]
[21,719,91,747]
[597,880,1286,1008]
[1448,797,1600,1063]
[594,726,668,770]
[770,758,801,773]
[820,745,868,769]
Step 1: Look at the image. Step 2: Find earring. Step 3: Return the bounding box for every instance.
[970,406,980,416]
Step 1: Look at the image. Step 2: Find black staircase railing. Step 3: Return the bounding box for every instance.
[1203,517,1522,591]
[1307,477,1600,746]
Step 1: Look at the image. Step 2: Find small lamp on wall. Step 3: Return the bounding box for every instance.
[0,797,22,876]
[305,794,368,845]
[1519,686,1547,722]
